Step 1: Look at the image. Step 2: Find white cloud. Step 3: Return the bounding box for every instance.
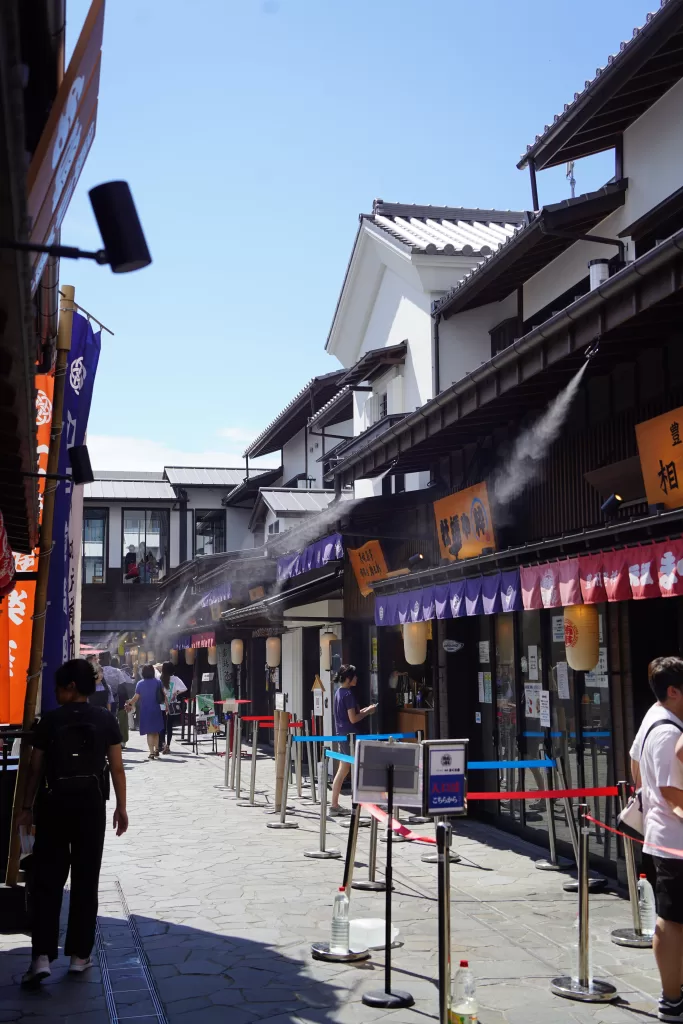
[216,426,256,443]
[87,434,277,473]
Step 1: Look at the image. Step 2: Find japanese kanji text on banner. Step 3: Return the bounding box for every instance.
[348,540,389,597]
[433,482,496,562]
[636,406,683,510]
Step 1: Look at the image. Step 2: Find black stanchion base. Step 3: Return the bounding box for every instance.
[352,880,390,892]
[362,989,414,1009]
[304,849,342,859]
[611,927,653,948]
[563,876,607,893]
[535,858,572,872]
[266,821,299,830]
[310,942,370,963]
[550,976,617,1002]
[421,851,461,864]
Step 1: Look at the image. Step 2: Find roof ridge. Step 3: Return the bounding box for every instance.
[370,199,527,223]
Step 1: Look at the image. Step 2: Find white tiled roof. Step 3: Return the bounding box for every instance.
[164,466,250,487]
[84,480,176,501]
[372,214,521,255]
[259,489,336,515]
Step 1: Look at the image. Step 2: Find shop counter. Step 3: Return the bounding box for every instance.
[396,707,432,740]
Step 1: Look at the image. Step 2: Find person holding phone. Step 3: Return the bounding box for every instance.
[329,664,377,816]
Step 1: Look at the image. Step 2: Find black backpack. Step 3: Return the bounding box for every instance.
[48,718,107,802]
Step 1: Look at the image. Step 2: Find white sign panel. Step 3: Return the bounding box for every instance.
[313,690,324,717]
[353,740,421,808]
[540,690,551,728]
[274,691,285,711]
[556,661,570,701]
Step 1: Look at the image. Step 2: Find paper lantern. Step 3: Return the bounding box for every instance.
[208,645,217,666]
[170,649,178,665]
[266,636,281,668]
[231,638,244,665]
[403,621,428,666]
[319,630,335,671]
[564,604,599,672]
[185,647,196,665]
[147,651,155,663]
[138,650,146,664]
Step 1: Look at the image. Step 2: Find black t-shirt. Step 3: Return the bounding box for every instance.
[32,702,122,789]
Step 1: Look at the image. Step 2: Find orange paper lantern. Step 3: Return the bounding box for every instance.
[563,604,599,672]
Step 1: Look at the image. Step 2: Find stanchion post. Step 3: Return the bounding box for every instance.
[304,756,341,859]
[551,805,617,1003]
[267,728,299,830]
[556,756,606,894]
[341,802,362,892]
[304,721,317,804]
[422,816,461,865]
[437,822,452,1024]
[408,730,430,826]
[611,780,651,948]
[229,709,238,789]
[234,716,243,800]
[536,754,570,872]
[223,713,231,788]
[353,814,387,892]
[296,726,303,798]
[363,764,414,1010]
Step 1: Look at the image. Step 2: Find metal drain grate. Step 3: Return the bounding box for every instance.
[95,878,168,1024]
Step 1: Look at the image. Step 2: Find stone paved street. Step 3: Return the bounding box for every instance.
[0,737,667,1023]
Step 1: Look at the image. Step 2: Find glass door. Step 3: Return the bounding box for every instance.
[580,605,615,862]
[519,610,547,833]
[494,614,519,821]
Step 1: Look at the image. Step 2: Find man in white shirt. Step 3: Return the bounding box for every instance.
[631,657,683,1022]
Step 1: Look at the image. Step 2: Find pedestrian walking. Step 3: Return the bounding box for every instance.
[630,656,683,1022]
[17,659,128,988]
[100,653,130,748]
[126,664,166,759]
[329,664,377,816]
[87,655,113,711]
[159,661,187,754]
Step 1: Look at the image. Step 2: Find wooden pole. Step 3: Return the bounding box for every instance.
[274,710,289,811]
[6,285,76,885]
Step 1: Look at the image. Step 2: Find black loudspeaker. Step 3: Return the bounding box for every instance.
[89,181,152,273]
[68,445,94,485]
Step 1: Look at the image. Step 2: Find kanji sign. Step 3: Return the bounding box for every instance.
[348,540,389,597]
[422,739,468,817]
[433,482,495,562]
[636,406,683,510]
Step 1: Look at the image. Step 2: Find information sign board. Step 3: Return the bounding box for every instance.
[422,739,468,817]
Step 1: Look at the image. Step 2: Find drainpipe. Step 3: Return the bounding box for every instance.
[178,487,188,562]
[432,313,441,397]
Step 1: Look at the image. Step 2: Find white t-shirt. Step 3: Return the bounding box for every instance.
[630,703,683,858]
[160,675,187,710]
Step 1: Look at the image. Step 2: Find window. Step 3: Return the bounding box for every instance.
[378,392,388,419]
[195,509,226,556]
[83,509,107,584]
[268,520,280,535]
[122,510,169,583]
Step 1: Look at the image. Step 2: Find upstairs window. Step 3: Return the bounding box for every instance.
[195,509,226,556]
[123,509,169,584]
[83,509,107,584]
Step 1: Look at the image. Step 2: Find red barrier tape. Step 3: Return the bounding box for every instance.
[288,721,304,729]
[241,716,275,723]
[363,803,435,845]
[585,813,683,859]
[468,786,618,801]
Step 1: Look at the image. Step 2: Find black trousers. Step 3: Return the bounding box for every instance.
[163,712,174,746]
[31,796,106,961]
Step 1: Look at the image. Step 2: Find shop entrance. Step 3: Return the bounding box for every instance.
[629,597,683,729]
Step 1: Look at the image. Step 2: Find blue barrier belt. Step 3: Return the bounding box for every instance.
[291,735,344,743]
[467,759,554,770]
[326,750,355,764]
[363,732,417,741]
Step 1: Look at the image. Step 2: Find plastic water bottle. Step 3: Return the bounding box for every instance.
[638,874,656,938]
[450,960,477,1024]
[330,887,350,955]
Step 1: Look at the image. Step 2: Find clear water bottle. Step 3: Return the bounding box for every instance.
[330,887,350,955]
[450,960,477,1024]
[638,873,656,938]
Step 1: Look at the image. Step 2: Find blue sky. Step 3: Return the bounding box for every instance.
[63,0,654,470]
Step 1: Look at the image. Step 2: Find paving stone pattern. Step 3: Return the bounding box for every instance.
[0,736,666,1023]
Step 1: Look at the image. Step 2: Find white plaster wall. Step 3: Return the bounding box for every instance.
[282,427,307,484]
[225,507,252,551]
[438,293,518,388]
[405,472,431,492]
[184,487,230,511]
[281,629,303,721]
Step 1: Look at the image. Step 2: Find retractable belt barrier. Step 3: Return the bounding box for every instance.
[468,759,554,769]
[325,750,354,765]
[292,735,342,743]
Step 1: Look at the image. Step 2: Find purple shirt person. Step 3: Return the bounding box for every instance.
[329,664,377,817]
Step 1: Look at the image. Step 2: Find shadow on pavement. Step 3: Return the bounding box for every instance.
[0,911,352,1024]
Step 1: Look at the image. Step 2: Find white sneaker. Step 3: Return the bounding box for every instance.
[69,955,94,974]
[21,955,51,987]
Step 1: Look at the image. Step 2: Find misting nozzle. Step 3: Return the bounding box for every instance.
[584,339,600,360]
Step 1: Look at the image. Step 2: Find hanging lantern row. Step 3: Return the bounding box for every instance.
[266,636,281,668]
[563,604,599,672]
[231,638,244,666]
